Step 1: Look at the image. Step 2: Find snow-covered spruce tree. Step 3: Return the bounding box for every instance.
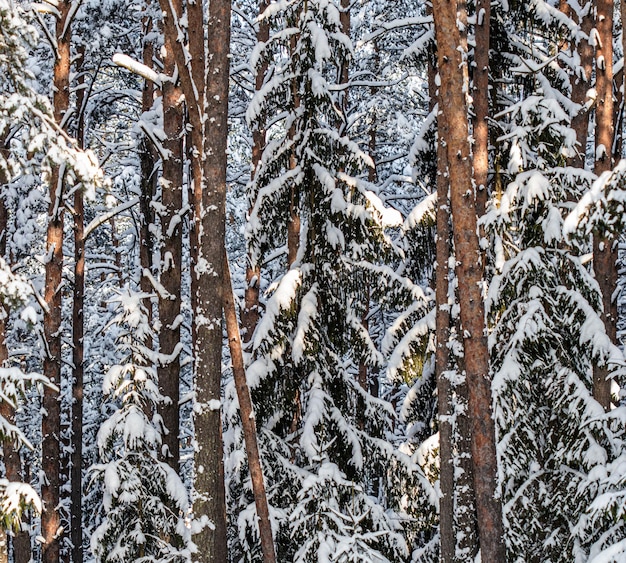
[90,290,190,563]
[0,259,47,535]
[484,90,622,561]
[244,1,415,560]
[562,162,626,561]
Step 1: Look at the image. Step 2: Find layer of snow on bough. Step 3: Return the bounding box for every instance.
[292,283,319,364]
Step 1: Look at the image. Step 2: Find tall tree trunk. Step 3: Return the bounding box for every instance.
[70,44,86,563]
[569,1,594,168]
[139,13,157,313]
[593,0,616,411]
[428,17,455,558]
[288,30,302,267]
[243,0,270,346]
[473,0,491,217]
[430,1,506,560]
[42,4,71,562]
[433,100,455,563]
[223,253,276,563]
[156,1,231,558]
[158,0,184,470]
[192,2,232,556]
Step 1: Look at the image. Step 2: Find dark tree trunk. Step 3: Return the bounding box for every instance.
[569,1,594,168]
[42,4,71,562]
[429,23,455,559]
[139,14,157,314]
[434,114,455,563]
[593,0,616,411]
[70,43,86,563]
[157,0,184,470]
[191,0,232,557]
[430,1,506,560]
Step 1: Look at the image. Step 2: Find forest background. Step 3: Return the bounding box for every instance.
[1,0,626,562]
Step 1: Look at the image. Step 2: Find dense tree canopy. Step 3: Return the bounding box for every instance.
[0,0,626,562]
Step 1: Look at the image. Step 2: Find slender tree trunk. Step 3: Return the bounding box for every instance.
[473,0,491,217]
[140,14,157,312]
[288,30,302,267]
[593,0,616,411]
[42,4,71,562]
[569,1,594,168]
[428,22,455,559]
[70,44,86,563]
[223,253,276,563]
[243,0,270,346]
[158,0,184,470]
[431,1,506,560]
[434,113,455,563]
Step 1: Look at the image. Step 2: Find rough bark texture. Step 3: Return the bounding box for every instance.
[593,0,616,411]
[223,254,276,563]
[139,15,157,315]
[243,0,270,345]
[569,2,594,168]
[431,1,506,560]
[70,44,86,563]
[42,4,71,562]
[154,0,232,558]
[194,3,231,556]
[473,0,491,217]
[157,0,184,470]
[428,23,455,558]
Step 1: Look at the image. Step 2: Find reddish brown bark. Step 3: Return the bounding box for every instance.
[157,0,184,470]
[593,0,616,411]
[431,0,506,560]
[473,0,491,217]
[569,2,594,168]
[42,4,71,561]
[223,253,276,563]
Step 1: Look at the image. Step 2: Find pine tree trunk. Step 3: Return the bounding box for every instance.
[434,108,455,563]
[158,0,184,470]
[473,0,491,217]
[139,15,157,315]
[156,1,231,558]
[430,1,506,560]
[70,44,86,563]
[429,22,455,558]
[223,253,276,563]
[569,1,594,168]
[42,4,71,561]
[195,0,231,558]
[288,31,301,267]
[593,0,616,411]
